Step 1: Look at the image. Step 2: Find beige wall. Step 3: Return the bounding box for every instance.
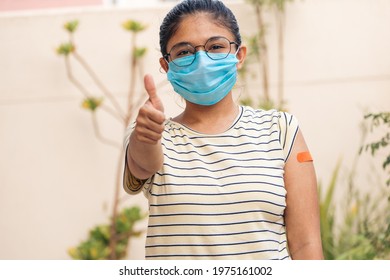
[0,0,389,259]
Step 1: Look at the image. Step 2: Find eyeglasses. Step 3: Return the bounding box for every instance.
[164,36,239,67]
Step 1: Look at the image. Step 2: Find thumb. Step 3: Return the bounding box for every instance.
[144,74,164,112]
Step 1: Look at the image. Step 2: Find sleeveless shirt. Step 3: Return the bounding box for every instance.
[123,106,299,260]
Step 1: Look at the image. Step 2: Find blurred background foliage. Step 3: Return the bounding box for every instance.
[57,19,149,260]
[68,207,146,260]
[360,112,390,186]
[320,112,390,259]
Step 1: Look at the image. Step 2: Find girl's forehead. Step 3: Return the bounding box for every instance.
[167,14,234,49]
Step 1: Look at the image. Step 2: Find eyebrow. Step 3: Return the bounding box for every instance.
[172,41,191,47]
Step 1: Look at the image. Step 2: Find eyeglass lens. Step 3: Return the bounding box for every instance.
[169,37,235,67]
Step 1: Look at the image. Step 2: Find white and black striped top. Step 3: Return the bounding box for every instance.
[123,106,299,260]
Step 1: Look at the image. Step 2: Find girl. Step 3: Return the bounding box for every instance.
[123,0,323,260]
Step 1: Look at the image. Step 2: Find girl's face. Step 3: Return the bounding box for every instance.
[160,13,246,72]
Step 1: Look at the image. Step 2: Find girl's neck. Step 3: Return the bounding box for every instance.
[173,94,240,134]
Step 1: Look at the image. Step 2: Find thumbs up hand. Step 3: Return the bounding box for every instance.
[144,74,164,113]
[134,74,166,145]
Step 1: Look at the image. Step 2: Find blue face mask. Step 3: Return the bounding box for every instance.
[167,51,238,106]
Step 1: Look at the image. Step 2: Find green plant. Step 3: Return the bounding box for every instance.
[360,112,390,186]
[68,207,146,260]
[57,19,149,259]
[318,160,340,259]
[319,159,390,260]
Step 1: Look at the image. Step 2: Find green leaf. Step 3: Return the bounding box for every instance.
[319,160,341,259]
[64,20,79,33]
[360,111,390,186]
[56,42,75,56]
[90,225,110,243]
[81,97,103,111]
[134,47,147,58]
[383,155,390,169]
[122,20,147,33]
[68,206,146,260]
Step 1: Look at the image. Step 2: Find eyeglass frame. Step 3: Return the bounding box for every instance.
[163,36,240,67]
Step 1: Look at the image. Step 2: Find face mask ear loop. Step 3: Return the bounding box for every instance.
[174,93,185,109]
[233,82,245,105]
[234,46,241,56]
[159,67,166,74]
[160,55,169,73]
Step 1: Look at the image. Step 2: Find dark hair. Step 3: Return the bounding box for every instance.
[159,0,242,56]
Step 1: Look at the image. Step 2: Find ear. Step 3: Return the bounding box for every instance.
[159,57,169,73]
[235,45,247,70]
